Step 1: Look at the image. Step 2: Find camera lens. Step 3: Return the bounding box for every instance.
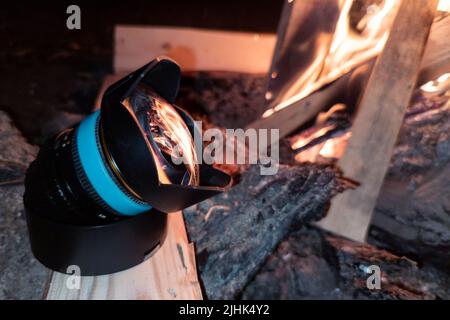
[23,57,231,275]
[24,57,231,223]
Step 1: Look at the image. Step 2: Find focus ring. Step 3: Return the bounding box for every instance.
[72,123,116,215]
[73,111,152,216]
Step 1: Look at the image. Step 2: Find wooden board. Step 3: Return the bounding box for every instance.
[114,26,276,74]
[317,0,439,243]
[45,75,203,300]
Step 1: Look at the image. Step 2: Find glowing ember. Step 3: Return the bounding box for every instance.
[318,132,351,159]
[291,125,335,150]
[294,132,351,163]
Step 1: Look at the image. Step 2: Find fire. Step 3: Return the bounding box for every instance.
[263,0,400,118]
[291,125,335,150]
[291,0,448,162]
[291,103,350,162]
[318,132,351,159]
[438,0,450,12]
[322,0,399,80]
[293,131,351,163]
[420,72,450,94]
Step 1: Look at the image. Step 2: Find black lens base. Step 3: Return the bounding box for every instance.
[24,129,168,276]
[26,207,167,276]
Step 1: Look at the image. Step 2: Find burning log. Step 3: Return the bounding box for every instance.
[183,164,351,299]
[289,14,450,165]
[247,72,351,139]
[242,226,450,300]
[282,69,450,270]
[248,0,400,139]
[369,97,450,269]
[318,0,439,242]
[248,1,449,143]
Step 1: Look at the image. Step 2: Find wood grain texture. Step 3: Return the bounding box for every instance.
[317,0,439,242]
[184,164,348,299]
[45,75,202,300]
[114,26,276,74]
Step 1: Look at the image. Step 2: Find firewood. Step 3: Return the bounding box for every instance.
[247,72,349,139]
[177,72,267,127]
[114,26,276,74]
[369,98,450,269]
[318,0,439,242]
[242,226,450,300]
[183,164,350,299]
[46,213,203,300]
[246,6,448,145]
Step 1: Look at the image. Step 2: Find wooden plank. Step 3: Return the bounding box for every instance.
[114,26,276,74]
[317,0,438,242]
[46,75,203,300]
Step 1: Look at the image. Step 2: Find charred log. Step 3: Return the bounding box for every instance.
[183,164,349,299]
[0,110,48,299]
[177,72,267,128]
[369,95,450,269]
[242,226,450,300]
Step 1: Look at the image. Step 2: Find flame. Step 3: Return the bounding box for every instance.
[294,132,351,163]
[290,0,448,163]
[263,0,400,118]
[291,103,350,162]
[322,0,398,79]
[420,72,450,93]
[438,0,450,12]
[318,132,351,158]
[291,125,335,150]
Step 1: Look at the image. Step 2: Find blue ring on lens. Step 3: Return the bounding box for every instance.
[76,110,151,216]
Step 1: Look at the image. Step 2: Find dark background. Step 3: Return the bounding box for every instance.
[0,0,283,143]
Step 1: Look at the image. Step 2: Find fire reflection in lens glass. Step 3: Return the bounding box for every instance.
[123,83,200,186]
